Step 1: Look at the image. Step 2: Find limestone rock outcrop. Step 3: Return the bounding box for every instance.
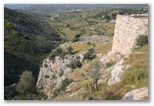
[107,59,124,86]
[122,87,148,100]
[36,53,84,98]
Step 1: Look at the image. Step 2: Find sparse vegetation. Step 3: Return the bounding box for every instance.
[106,61,116,68]
[73,34,81,42]
[67,46,73,54]
[49,47,66,60]
[5,4,148,100]
[68,60,82,69]
[59,71,64,77]
[59,78,73,91]
[88,62,101,81]
[83,48,95,60]
[136,35,148,47]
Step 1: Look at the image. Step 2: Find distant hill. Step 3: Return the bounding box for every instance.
[4,7,63,86]
[4,4,148,15]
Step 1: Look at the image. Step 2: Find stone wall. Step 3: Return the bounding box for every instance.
[112,14,148,55]
[79,36,110,42]
[103,14,148,63]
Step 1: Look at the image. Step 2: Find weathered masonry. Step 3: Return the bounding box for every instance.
[112,14,148,55]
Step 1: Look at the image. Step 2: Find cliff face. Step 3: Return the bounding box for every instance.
[103,14,148,63]
[36,53,84,98]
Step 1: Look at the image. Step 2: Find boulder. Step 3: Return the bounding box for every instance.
[122,87,148,100]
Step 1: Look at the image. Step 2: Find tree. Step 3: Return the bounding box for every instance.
[67,46,73,54]
[16,70,36,94]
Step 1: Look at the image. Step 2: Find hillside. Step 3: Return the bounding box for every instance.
[36,14,148,100]
[4,4,148,100]
[4,7,63,86]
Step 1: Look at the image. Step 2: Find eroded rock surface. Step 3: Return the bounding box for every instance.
[122,87,148,100]
[36,53,84,98]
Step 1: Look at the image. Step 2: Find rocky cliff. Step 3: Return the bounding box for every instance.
[36,53,84,98]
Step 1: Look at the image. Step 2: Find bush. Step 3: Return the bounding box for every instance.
[49,51,56,60]
[49,47,66,60]
[16,70,36,94]
[104,15,111,21]
[59,78,73,91]
[83,48,95,60]
[13,93,47,100]
[68,60,82,69]
[56,47,63,54]
[73,34,81,42]
[136,35,148,47]
[106,61,116,68]
[59,51,66,60]
[59,71,64,77]
[88,62,101,81]
[67,46,73,54]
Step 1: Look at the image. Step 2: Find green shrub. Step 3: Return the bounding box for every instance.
[106,61,116,68]
[136,35,148,47]
[59,71,64,77]
[73,34,81,42]
[59,78,73,91]
[68,60,82,69]
[86,62,101,91]
[60,51,66,60]
[13,93,47,100]
[104,15,111,21]
[67,46,73,54]
[56,47,63,54]
[49,47,66,60]
[83,48,95,60]
[49,51,56,60]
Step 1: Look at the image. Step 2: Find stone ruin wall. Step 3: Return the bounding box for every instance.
[112,14,148,55]
[103,14,148,63]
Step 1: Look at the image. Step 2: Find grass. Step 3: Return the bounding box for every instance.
[122,44,148,88]
[69,58,99,80]
[63,40,112,54]
[79,44,148,100]
[106,61,116,68]
[51,36,148,100]
[102,22,115,37]
[99,44,148,100]
[60,28,80,40]
[50,15,115,40]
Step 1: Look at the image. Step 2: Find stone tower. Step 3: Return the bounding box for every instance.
[103,14,148,63]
